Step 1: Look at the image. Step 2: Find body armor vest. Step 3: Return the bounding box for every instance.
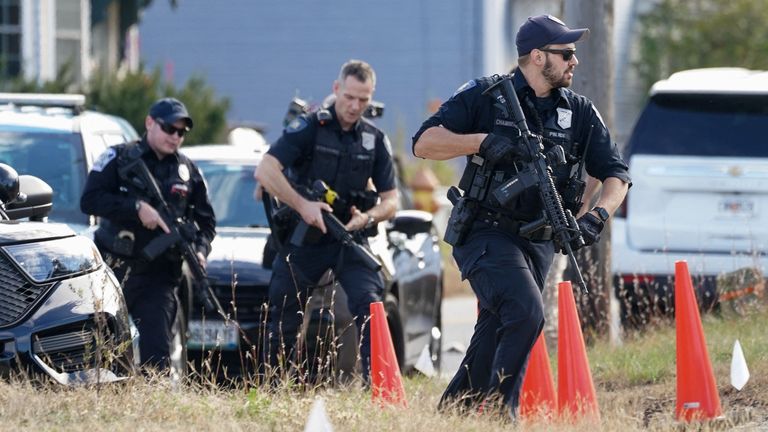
[96,141,195,258]
[302,114,378,219]
[464,76,585,221]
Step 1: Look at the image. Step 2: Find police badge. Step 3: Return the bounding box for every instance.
[556,108,572,129]
[362,132,375,151]
[178,164,190,181]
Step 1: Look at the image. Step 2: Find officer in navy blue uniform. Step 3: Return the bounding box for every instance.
[81,98,216,371]
[413,15,630,416]
[255,60,398,380]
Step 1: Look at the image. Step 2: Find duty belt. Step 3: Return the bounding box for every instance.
[476,208,554,241]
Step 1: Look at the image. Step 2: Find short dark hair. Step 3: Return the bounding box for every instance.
[338,59,376,88]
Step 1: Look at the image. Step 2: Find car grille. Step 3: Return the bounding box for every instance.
[197,284,269,323]
[0,253,54,327]
[33,318,118,374]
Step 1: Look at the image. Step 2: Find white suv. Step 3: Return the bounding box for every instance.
[0,93,139,231]
[612,68,768,325]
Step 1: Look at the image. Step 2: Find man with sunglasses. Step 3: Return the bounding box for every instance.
[412,15,630,417]
[81,97,216,372]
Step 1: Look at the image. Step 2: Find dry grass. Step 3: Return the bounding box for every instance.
[2,310,766,431]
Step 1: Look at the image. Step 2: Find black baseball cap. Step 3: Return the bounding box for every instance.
[516,15,590,56]
[149,97,193,129]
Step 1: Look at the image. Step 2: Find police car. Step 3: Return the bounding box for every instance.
[0,164,135,385]
[0,93,139,232]
[181,143,443,380]
[612,68,768,326]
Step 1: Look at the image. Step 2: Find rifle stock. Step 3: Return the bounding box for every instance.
[483,77,588,293]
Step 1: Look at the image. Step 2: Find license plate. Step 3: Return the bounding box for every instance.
[718,198,754,217]
[187,320,239,350]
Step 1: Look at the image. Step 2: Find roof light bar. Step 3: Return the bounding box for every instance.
[0,93,86,110]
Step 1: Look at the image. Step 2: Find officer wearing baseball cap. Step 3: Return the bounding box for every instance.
[81,97,216,373]
[413,14,629,417]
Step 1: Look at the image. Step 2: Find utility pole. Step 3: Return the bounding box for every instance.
[564,0,617,342]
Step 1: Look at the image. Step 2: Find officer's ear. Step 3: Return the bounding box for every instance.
[145,115,154,131]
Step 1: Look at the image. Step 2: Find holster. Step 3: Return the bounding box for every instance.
[444,187,479,247]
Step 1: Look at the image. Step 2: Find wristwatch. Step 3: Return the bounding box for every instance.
[364,213,376,229]
[592,206,610,222]
[135,200,142,212]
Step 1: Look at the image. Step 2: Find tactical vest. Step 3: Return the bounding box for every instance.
[464,76,585,221]
[302,113,378,218]
[95,140,195,258]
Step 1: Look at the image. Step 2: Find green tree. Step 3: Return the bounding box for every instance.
[7,64,230,146]
[637,0,768,93]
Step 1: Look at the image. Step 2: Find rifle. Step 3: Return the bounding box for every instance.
[117,157,227,316]
[273,180,382,272]
[483,76,589,293]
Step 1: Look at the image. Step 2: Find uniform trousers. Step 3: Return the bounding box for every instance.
[266,240,384,379]
[440,222,553,415]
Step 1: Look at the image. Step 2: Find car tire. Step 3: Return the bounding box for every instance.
[169,307,188,382]
[384,293,405,373]
[170,284,189,383]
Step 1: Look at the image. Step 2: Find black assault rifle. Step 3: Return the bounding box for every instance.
[273,180,382,272]
[483,77,589,293]
[117,158,226,316]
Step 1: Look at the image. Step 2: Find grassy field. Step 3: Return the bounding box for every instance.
[1,308,766,431]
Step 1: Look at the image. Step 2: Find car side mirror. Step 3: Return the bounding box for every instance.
[387,209,433,238]
[4,175,53,221]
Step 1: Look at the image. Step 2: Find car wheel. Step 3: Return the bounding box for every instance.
[384,293,405,372]
[169,303,188,383]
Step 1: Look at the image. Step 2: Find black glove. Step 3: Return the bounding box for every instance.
[576,212,604,247]
[479,133,530,165]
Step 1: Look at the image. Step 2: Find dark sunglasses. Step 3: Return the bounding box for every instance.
[538,48,576,61]
[156,120,187,138]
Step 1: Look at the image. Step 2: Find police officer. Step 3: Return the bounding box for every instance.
[81,98,216,371]
[413,15,631,416]
[255,59,398,380]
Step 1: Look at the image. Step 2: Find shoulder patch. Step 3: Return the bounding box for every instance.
[285,117,309,133]
[591,105,606,128]
[452,79,477,97]
[92,148,117,172]
[383,135,393,156]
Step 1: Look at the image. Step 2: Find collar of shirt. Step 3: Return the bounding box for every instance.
[326,105,363,136]
[511,69,572,111]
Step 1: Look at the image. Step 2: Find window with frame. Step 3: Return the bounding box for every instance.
[0,0,21,78]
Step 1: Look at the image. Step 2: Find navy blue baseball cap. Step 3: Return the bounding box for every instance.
[516,15,590,56]
[149,97,193,129]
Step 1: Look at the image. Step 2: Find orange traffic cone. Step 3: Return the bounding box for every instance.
[370,301,407,407]
[520,332,556,420]
[675,261,722,421]
[557,281,600,422]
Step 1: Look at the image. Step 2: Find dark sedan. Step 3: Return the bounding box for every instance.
[0,165,135,385]
[180,145,443,380]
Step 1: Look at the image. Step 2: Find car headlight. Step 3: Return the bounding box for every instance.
[3,236,103,283]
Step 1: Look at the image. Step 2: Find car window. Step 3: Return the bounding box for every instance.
[195,161,269,228]
[627,94,768,157]
[0,131,87,225]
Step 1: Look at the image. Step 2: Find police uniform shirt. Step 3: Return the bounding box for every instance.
[412,71,630,183]
[81,138,216,257]
[412,71,630,219]
[268,105,396,194]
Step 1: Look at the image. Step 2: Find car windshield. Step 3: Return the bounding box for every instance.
[0,130,87,225]
[627,93,768,157]
[195,160,269,228]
